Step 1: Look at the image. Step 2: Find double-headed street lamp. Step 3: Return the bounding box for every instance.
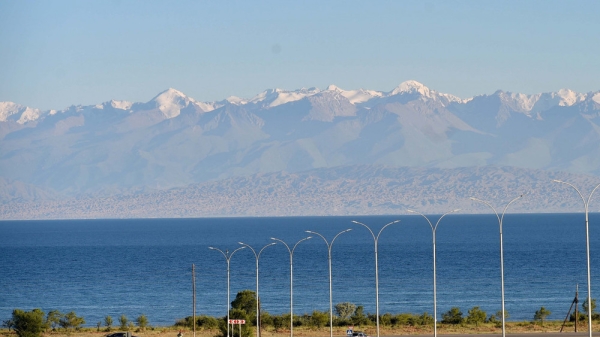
[553,180,600,337]
[270,236,313,337]
[238,242,277,337]
[406,209,459,337]
[209,246,246,337]
[305,229,352,337]
[470,195,522,337]
[351,220,400,337]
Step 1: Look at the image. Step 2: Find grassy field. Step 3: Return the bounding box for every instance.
[0,321,594,337]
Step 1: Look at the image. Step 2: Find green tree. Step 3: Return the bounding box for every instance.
[45,310,62,332]
[441,307,463,324]
[272,315,285,331]
[393,313,415,326]
[12,309,45,337]
[534,307,551,326]
[487,310,509,325]
[96,322,102,332]
[197,315,219,329]
[379,313,392,327]
[582,298,599,320]
[174,315,218,330]
[59,311,85,331]
[104,316,113,331]
[417,312,434,326]
[231,290,257,318]
[351,306,370,326]
[119,315,128,330]
[583,298,597,314]
[310,310,329,328]
[335,302,356,320]
[136,314,149,330]
[466,307,486,327]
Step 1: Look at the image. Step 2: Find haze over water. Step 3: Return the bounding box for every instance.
[1,213,599,326]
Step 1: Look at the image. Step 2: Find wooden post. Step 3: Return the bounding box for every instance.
[575,285,579,332]
[193,264,196,337]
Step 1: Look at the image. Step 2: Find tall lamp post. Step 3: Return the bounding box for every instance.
[306,229,352,337]
[406,209,460,337]
[270,236,313,337]
[209,246,246,337]
[553,180,600,337]
[238,242,277,337]
[470,195,522,337]
[350,220,400,337]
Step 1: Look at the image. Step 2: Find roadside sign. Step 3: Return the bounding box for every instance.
[228,319,246,324]
[346,329,353,336]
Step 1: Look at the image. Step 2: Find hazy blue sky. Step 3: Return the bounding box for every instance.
[1,0,599,110]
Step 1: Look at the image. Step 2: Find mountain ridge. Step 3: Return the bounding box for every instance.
[2,165,599,220]
[2,80,600,219]
[4,80,600,124]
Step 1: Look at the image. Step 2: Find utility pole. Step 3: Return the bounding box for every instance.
[576,285,579,332]
[192,264,196,337]
[561,284,579,333]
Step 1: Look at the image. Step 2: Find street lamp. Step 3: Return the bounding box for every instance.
[305,229,352,337]
[351,220,400,337]
[553,180,600,337]
[209,246,246,337]
[238,242,277,337]
[270,236,313,337]
[470,195,522,337]
[406,209,460,337]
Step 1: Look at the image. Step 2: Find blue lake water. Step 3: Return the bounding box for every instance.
[1,213,600,327]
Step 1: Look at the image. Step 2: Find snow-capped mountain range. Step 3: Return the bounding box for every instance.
[2,80,600,217]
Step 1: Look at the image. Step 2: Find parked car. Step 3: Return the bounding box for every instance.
[352,332,370,337]
[107,333,137,337]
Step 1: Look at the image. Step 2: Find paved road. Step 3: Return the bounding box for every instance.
[383,333,597,337]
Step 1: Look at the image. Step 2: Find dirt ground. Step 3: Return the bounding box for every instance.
[0,321,593,337]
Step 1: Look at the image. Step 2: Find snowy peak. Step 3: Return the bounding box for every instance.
[390,80,431,96]
[0,102,42,124]
[492,88,589,114]
[151,88,193,118]
[388,80,464,105]
[150,88,216,118]
[2,82,599,126]
[248,87,321,108]
[95,100,133,110]
[110,100,133,110]
[592,92,600,105]
[322,84,383,104]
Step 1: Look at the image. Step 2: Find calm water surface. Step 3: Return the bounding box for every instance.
[1,214,599,326]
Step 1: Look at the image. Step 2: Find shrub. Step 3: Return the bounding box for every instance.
[391,313,412,326]
[310,310,329,328]
[466,307,486,327]
[105,316,113,331]
[441,307,463,324]
[58,311,85,331]
[119,315,128,330]
[45,310,62,332]
[417,312,434,326]
[197,315,219,329]
[351,306,370,326]
[533,307,551,326]
[335,303,356,320]
[12,309,45,337]
[136,314,149,330]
